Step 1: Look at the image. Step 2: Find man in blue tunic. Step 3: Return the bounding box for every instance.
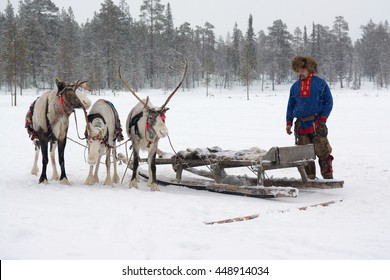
[286,56,334,179]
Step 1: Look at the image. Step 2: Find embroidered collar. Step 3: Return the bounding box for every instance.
[300,73,314,98]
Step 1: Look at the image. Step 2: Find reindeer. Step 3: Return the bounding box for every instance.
[119,58,188,191]
[84,99,124,186]
[25,79,91,184]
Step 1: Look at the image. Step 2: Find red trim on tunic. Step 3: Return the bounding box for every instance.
[300,73,314,98]
[298,119,322,134]
[319,116,327,123]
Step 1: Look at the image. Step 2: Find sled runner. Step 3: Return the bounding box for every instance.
[136,144,343,198]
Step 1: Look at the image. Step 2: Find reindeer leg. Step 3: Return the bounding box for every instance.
[31,140,40,175]
[112,147,120,184]
[129,149,139,189]
[39,140,49,184]
[85,165,95,185]
[93,156,101,184]
[50,141,59,181]
[57,138,70,185]
[104,148,113,186]
[148,146,159,191]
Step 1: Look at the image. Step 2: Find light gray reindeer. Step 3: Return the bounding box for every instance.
[25,79,91,184]
[119,58,188,191]
[84,99,124,186]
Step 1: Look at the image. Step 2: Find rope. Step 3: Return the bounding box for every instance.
[121,141,133,184]
[167,135,178,157]
[73,110,87,140]
[66,136,88,163]
[116,138,131,148]
[67,136,87,148]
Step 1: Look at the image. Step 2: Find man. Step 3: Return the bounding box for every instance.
[286,56,334,179]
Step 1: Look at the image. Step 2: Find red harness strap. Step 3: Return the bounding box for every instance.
[59,95,67,115]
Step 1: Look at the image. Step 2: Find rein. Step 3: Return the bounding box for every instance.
[73,110,87,140]
[144,111,167,147]
[144,123,160,148]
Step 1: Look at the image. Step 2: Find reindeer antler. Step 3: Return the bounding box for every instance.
[72,80,91,92]
[159,57,189,112]
[118,66,150,108]
[82,105,92,135]
[119,58,188,111]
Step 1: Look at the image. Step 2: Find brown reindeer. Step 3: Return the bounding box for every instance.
[25,79,91,184]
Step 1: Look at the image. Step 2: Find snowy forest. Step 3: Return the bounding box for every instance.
[1,0,390,101]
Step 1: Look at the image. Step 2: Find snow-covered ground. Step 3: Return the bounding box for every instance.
[1,82,390,261]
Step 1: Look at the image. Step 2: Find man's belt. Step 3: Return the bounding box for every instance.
[297,114,317,122]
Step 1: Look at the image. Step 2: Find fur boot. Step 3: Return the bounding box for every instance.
[319,155,334,179]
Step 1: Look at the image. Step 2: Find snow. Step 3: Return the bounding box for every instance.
[1,83,390,261]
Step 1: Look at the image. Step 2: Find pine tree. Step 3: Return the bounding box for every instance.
[1,1,17,104]
[140,0,165,87]
[18,0,60,88]
[331,16,353,88]
[201,22,216,95]
[56,7,81,82]
[231,23,242,81]
[267,19,293,85]
[292,27,303,56]
[359,19,379,82]
[241,14,257,100]
[1,1,29,104]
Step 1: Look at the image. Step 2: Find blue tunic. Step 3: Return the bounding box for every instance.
[286,75,333,134]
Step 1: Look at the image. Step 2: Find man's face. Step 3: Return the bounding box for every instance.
[297,68,309,80]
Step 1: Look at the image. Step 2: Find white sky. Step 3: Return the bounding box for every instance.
[1,0,389,41]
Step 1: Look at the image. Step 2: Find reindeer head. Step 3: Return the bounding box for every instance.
[55,79,92,112]
[142,99,169,139]
[86,117,107,165]
[119,58,188,141]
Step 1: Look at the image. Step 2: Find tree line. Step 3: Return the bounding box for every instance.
[1,0,390,105]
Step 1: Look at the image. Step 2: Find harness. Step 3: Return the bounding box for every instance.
[85,113,109,145]
[57,87,72,117]
[25,100,38,141]
[129,111,144,138]
[129,110,166,147]
[85,101,124,147]
[25,95,69,143]
[103,100,124,142]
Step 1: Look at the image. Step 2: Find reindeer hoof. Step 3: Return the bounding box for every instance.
[129,180,138,189]
[31,167,39,176]
[60,178,71,185]
[84,177,95,186]
[113,174,120,184]
[148,182,160,191]
[104,177,113,186]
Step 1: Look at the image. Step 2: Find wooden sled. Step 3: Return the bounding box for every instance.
[136,144,343,198]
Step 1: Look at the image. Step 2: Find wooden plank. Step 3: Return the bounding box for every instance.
[262,144,315,164]
[184,167,343,189]
[207,183,299,198]
[154,157,258,167]
[137,170,210,190]
[278,144,315,163]
[263,178,344,189]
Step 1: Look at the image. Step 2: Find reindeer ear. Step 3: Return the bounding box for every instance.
[55,79,66,92]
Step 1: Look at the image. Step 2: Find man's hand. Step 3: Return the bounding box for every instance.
[286,125,292,135]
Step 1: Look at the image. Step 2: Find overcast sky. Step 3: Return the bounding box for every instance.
[1,0,389,41]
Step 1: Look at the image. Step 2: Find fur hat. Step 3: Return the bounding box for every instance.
[292,56,318,74]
